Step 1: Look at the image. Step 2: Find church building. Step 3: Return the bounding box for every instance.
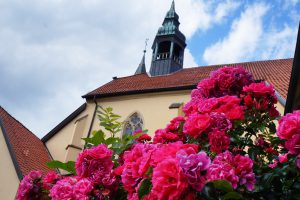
[0,1,296,199]
[41,1,292,163]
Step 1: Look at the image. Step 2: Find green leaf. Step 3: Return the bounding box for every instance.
[82,130,106,145]
[138,178,152,200]
[212,180,234,192]
[146,166,153,176]
[105,137,120,145]
[222,192,242,200]
[268,122,276,133]
[47,160,76,174]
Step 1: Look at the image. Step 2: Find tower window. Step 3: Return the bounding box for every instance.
[173,43,182,64]
[157,41,171,60]
[123,112,144,135]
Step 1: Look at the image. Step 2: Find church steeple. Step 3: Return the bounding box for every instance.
[135,39,148,75]
[135,52,146,74]
[149,0,186,76]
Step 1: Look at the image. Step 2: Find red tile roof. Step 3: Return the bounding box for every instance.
[0,107,53,178]
[83,58,292,100]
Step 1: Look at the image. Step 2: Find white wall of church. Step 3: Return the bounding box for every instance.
[44,90,286,163]
[45,103,95,162]
[91,90,192,138]
[0,128,20,200]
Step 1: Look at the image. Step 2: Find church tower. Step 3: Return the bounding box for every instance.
[149,0,186,76]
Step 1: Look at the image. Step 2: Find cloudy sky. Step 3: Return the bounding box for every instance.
[0,0,299,138]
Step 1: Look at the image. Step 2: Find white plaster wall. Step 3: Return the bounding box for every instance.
[0,128,20,200]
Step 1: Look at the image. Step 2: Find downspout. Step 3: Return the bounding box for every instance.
[87,96,98,139]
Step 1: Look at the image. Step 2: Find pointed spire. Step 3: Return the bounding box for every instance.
[135,39,148,75]
[170,0,175,11]
[135,53,146,74]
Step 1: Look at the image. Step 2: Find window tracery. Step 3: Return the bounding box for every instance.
[123,112,144,135]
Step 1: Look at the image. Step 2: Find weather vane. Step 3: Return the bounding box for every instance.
[144,38,149,54]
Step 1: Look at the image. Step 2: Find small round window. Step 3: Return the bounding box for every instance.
[123,112,144,135]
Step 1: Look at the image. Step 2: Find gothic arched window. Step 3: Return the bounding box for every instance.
[123,112,144,135]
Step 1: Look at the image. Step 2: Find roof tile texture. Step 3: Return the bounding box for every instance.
[84,58,292,99]
[0,107,53,176]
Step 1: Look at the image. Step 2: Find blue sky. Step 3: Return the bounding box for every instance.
[0,0,299,138]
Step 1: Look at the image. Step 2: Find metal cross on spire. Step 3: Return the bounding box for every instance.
[143,38,149,54]
[135,39,148,75]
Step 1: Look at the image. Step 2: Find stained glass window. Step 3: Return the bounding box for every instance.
[123,112,144,135]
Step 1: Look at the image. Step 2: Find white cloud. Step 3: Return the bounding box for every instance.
[214,0,241,23]
[177,0,240,39]
[1,0,239,137]
[260,25,297,59]
[203,3,269,65]
[184,48,198,68]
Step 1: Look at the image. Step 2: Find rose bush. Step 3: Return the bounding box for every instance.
[16,66,300,199]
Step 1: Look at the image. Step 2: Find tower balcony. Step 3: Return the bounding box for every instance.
[155,52,182,65]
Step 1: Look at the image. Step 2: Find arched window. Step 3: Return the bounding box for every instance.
[123,112,144,135]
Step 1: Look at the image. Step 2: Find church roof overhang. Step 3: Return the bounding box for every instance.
[82,58,293,102]
[0,107,54,178]
[83,85,196,100]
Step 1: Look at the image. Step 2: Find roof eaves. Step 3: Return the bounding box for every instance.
[83,85,196,99]
[0,118,23,180]
[265,81,286,106]
[42,103,87,143]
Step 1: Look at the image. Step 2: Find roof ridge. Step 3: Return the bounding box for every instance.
[0,106,41,140]
[181,57,294,71]
[112,72,149,80]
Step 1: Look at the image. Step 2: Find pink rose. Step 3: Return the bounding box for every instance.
[73,178,93,199]
[277,110,300,140]
[208,131,230,154]
[43,172,61,190]
[75,144,114,184]
[243,82,276,98]
[151,158,188,200]
[278,153,289,163]
[49,177,77,200]
[285,133,300,155]
[183,113,211,138]
[243,94,253,107]
[207,151,255,191]
[176,149,211,191]
[16,171,43,200]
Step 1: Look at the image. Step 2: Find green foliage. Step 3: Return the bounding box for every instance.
[201,180,242,200]
[82,106,147,164]
[46,160,76,175]
[97,106,123,137]
[138,178,152,200]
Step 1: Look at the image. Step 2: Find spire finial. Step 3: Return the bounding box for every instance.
[143,38,149,54]
[135,39,148,75]
[171,0,175,11]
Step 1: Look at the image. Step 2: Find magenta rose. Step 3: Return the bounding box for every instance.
[176,148,211,191]
[183,113,211,138]
[277,110,300,140]
[208,131,231,154]
[75,144,114,185]
[285,133,300,155]
[151,158,188,200]
[16,171,43,200]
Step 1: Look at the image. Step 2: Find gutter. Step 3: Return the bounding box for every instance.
[0,119,23,180]
[86,96,98,139]
[82,85,196,100]
[265,81,286,106]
